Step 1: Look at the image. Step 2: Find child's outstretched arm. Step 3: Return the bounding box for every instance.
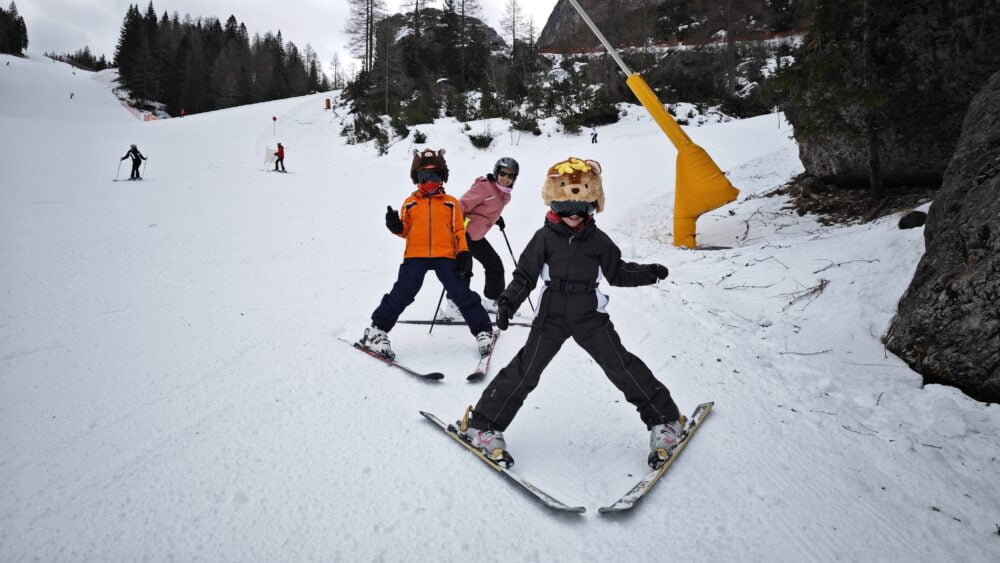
[600,232,669,287]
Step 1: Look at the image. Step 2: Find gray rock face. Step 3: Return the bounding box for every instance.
[537,0,648,51]
[785,101,961,186]
[885,70,1000,402]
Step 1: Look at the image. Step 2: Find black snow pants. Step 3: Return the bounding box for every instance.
[471,301,680,432]
[463,233,505,300]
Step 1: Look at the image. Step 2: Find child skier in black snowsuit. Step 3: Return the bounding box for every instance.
[457,157,682,470]
[121,144,147,180]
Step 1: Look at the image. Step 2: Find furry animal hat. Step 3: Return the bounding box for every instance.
[410,148,449,183]
[542,157,605,213]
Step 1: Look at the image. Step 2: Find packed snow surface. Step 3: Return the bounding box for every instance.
[1,52,998,561]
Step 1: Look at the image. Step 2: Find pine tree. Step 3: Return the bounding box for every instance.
[114,4,144,93]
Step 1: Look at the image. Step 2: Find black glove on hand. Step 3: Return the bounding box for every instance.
[495,216,506,231]
[456,251,473,276]
[495,298,513,331]
[385,205,403,234]
[649,263,669,280]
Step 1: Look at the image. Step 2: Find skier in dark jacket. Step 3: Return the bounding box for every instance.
[120,144,147,180]
[456,157,682,470]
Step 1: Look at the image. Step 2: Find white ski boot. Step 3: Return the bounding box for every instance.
[476,331,494,356]
[648,417,685,469]
[457,406,514,468]
[360,324,395,360]
[435,298,460,322]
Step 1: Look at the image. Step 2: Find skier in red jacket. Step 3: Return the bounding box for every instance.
[274,143,286,172]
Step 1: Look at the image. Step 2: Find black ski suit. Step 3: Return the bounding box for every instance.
[121,147,146,179]
[470,216,680,432]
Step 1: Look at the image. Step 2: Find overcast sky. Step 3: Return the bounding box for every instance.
[18,0,560,72]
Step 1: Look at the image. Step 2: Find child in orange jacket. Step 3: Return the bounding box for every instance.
[360,148,494,360]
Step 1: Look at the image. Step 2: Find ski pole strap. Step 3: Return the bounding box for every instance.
[545,278,598,294]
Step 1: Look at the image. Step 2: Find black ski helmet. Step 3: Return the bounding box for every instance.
[493,157,519,182]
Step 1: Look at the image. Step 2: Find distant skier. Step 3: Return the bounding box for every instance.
[120,144,147,180]
[455,157,680,470]
[437,157,519,321]
[274,142,286,172]
[69,92,74,99]
[590,127,598,143]
[359,148,493,361]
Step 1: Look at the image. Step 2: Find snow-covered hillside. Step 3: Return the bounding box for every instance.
[1,52,998,561]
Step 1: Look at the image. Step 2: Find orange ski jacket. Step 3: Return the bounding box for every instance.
[397,190,469,259]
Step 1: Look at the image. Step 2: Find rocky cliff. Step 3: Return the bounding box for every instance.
[885,70,1000,402]
[537,0,651,51]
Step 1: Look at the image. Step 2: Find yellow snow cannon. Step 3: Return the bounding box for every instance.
[567,0,740,248]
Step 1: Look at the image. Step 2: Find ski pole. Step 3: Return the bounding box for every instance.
[428,287,446,334]
[141,159,148,179]
[500,228,534,311]
[114,160,122,181]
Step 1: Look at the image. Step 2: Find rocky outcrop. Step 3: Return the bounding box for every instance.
[784,100,962,187]
[885,70,1000,402]
[537,0,650,51]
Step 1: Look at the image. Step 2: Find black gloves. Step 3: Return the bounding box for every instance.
[456,251,472,276]
[495,298,514,331]
[496,216,506,231]
[385,205,403,234]
[649,263,669,280]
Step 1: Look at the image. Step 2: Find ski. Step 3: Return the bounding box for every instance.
[599,401,714,513]
[468,329,500,381]
[337,337,444,380]
[419,411,586,513]
[397,319,533,328]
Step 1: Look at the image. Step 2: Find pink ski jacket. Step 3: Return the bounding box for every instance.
[458,176,511,241]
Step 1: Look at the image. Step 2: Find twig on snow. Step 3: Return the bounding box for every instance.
[812,258,880,274]
[779,348,833,356]
[842,424,877,436]
[780,278,829,311]
[756,256,790,270]
[722,282,778,290]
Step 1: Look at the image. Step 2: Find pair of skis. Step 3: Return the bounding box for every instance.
[338,329,499,381]
[421,402,713,513]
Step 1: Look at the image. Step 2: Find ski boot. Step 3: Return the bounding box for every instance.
[457,405,514,468]
[360,324,395,360]
[648,416,686,469]
[475,331,494,357]
[435,298,460,322]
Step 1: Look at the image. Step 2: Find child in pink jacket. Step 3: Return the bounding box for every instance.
[439,157,519,318]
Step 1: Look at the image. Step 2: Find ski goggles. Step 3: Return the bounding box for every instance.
[550,200,596,217]
[496,169,517,179]
[416,169,444,183]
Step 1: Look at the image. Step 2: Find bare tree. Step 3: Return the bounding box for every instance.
[345,0,387,81]
[330,52,344,89]
[500,0,524,55]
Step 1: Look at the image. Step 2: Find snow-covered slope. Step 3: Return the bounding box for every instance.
[1,52,998,561]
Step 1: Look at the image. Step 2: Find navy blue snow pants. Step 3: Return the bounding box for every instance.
[372,257,492,336]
